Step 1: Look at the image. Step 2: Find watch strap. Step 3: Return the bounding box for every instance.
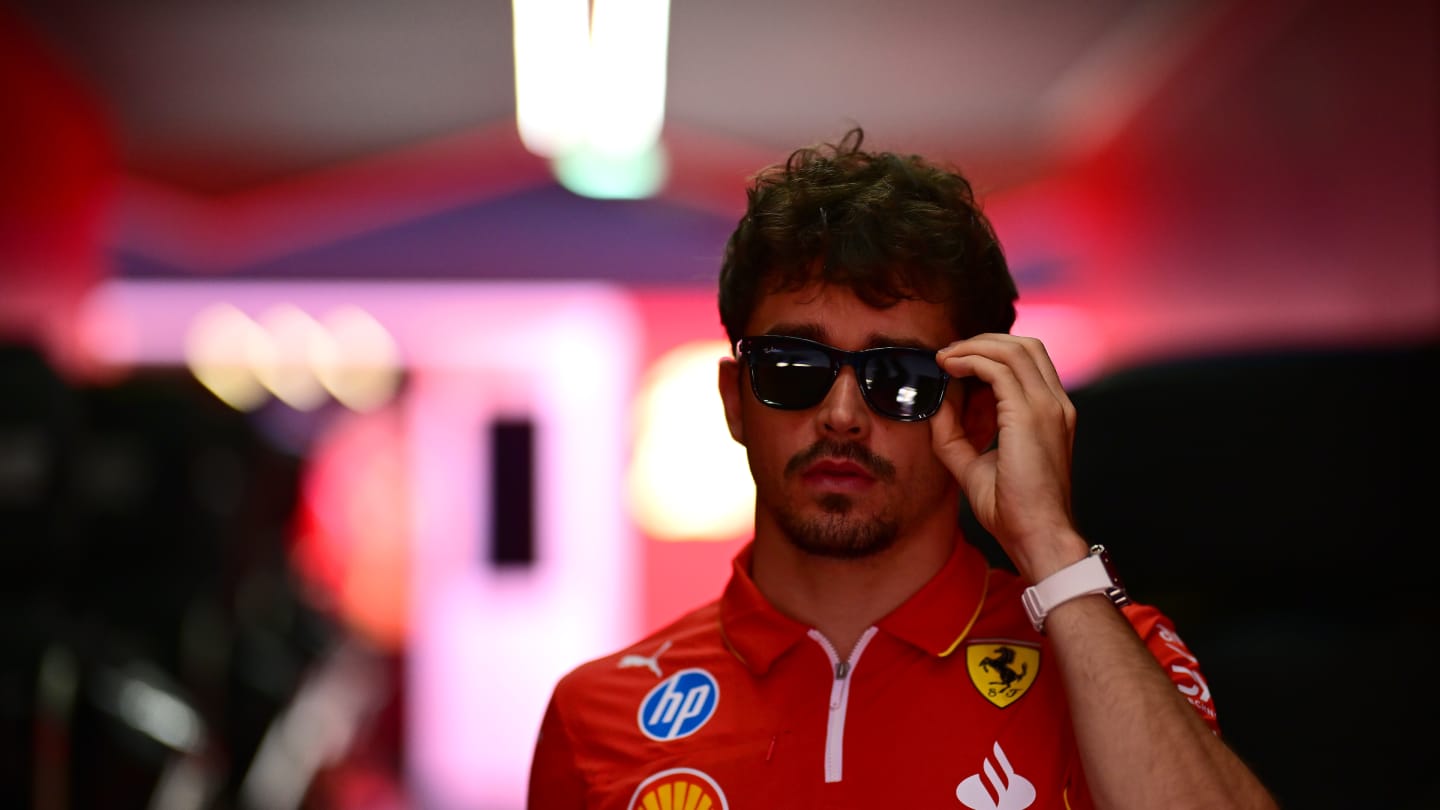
[1021,545,1128,632]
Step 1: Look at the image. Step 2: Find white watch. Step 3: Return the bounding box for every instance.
[1021,544,1131,632]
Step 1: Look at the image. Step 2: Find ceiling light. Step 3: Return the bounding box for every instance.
[512,0,671,199]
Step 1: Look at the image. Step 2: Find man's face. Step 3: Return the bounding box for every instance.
[719,282,963,559]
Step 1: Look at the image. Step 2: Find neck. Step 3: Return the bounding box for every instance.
[750,513,958,661]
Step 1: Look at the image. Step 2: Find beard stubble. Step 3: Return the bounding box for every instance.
[774,439,901,560]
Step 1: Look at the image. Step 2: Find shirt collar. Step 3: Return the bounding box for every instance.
[717,544,811,676]
[874,536,992,658]
[718,536,993,675]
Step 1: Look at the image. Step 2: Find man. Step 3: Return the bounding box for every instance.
[527,129,1277,809]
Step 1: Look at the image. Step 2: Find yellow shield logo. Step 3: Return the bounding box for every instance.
[966,641,1040,708]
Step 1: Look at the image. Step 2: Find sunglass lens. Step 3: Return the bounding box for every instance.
[750,342,835,409]
[862,351,946,419]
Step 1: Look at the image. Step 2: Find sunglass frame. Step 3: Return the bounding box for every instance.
[735,335,950,422]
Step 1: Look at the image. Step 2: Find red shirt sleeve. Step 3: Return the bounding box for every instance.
[527,689,589,810]
[1121,602,1221,735]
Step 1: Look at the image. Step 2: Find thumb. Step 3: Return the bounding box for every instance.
[930,397,980,477]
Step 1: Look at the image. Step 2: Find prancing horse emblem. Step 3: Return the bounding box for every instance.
[980,646,1027,689]
[965,641,1040,709]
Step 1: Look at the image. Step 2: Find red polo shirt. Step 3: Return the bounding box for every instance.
[528,538,1219,809]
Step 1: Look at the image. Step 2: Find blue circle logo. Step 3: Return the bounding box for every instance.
[637,668,719,741]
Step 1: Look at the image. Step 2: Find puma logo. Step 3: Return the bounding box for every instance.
[618,640,672,678]
[955,742,1035,810]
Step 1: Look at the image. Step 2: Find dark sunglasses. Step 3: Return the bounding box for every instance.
[735,335,949,421]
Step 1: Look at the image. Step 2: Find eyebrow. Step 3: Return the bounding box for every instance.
[764,323,934,351]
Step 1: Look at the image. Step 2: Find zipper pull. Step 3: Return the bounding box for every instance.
[835,660,849,679]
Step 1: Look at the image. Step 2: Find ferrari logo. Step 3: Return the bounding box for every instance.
[966,641,1040,709]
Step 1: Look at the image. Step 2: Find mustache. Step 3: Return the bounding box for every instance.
[784,439,897,483]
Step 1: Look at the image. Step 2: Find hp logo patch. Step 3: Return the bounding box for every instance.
[637,668,719,741]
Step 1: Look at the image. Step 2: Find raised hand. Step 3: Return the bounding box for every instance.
[930,334,1088,580]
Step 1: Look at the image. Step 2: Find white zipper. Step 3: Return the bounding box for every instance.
[806,626,878,783]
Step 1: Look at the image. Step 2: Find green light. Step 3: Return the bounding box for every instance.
[552,140,668,199]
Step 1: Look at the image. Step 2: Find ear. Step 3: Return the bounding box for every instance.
[959,379,998,451]
[718,356,746,445]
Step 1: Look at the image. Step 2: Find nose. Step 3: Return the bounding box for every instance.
[814,365,871,438]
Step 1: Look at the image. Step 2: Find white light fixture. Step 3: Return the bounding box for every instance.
[512,0,671,199]
[586,0,670,157]
[512,0,590,158]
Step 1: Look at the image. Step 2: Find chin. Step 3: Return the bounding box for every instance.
[778,507,900,560]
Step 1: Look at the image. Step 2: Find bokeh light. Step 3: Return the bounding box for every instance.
[626,339,752,541]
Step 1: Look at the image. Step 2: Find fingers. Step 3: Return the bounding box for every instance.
[936,334,1075,430]
[933,334,1080,555]
[1016,337,1066,401]
[937,334,1057,396]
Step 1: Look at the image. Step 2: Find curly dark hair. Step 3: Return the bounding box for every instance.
[717,127,1018,346]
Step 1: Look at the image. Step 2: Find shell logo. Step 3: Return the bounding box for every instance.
[628,767,728,810]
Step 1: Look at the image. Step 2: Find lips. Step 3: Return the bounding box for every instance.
[801,459,876,491]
